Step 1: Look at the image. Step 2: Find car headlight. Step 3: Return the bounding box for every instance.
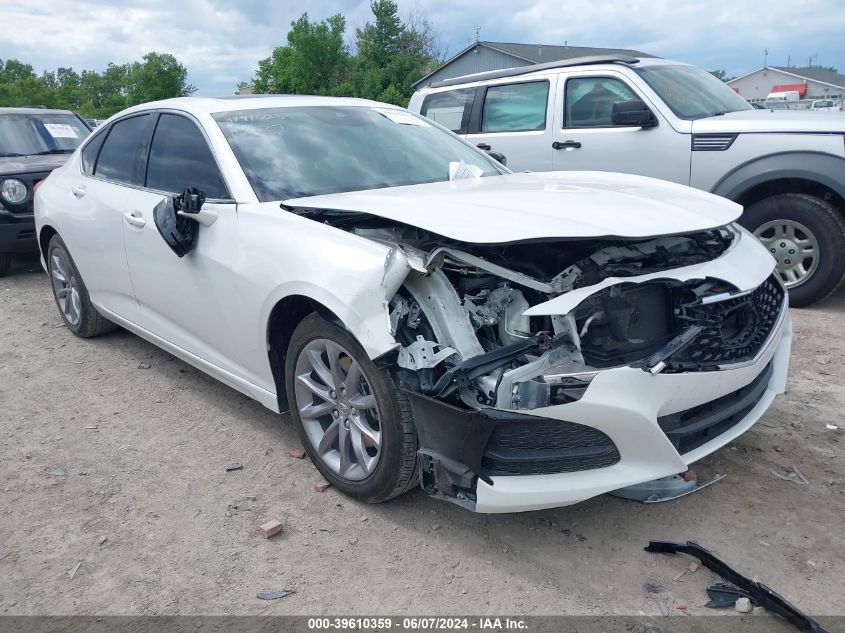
[1,179,27,204]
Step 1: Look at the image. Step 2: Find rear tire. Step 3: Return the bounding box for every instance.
[47,235,118,337]
[740,193,845,307]
[285,313,418,503]
[0,254,10,277]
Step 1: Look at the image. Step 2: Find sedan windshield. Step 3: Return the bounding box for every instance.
[636,65,753,120]
[214,106,504,201]
[0,112,90,157]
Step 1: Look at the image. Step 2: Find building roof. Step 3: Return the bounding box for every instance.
[480,41,653,63]
[770,66,845,88]
[728,66,845,89]
[413,41,654,87]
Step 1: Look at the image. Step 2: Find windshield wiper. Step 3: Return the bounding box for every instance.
[0,152,25,157]
[31,149,75,155]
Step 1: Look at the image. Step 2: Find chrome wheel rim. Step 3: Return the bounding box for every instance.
[754,219,820,288]
[50,249,81,327]
[294,338,382,481]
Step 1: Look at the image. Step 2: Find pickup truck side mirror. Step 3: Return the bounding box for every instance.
[487,150,507,166]
[611,100,658,128]
[153,187,206,258]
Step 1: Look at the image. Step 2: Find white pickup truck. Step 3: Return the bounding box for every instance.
[409,55,845,306]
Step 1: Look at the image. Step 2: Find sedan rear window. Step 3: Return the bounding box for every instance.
[214,106,502,201]
[94,114,151,185]
[0,112,89,157]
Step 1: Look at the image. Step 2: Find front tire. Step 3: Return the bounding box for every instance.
[47,235,117,337]
[285,313,418,503]
[0,254,10,277]
[740,193,845,307]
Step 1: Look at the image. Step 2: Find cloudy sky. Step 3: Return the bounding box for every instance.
[2,0,844,95]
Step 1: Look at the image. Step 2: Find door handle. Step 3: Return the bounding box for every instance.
[476,142,492,151]
[124,211,146,228]
[552,140,582,150]
[71,185,86,198]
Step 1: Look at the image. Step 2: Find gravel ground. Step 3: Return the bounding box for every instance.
[0,255,843,621]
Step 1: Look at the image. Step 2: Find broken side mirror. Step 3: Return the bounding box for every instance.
[611,99,658,128]
[153,187,206,257]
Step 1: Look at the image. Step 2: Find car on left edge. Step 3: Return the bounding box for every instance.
[0,107,91,276]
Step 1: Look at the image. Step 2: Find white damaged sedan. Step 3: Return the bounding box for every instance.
[34,96,791,513]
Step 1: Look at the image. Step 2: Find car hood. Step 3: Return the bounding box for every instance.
[0,153,69,176]
[284,171,741,243]
[692,109,845,134]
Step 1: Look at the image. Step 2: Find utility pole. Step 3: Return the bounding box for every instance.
[763,48,768,68]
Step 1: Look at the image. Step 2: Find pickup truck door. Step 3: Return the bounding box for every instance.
[550,71,691,185]
[464,77,557,171]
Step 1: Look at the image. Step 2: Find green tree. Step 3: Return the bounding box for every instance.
[0,53,194,118]
[709,69,735,82]
[254,13,350,95]
[126,52,195,106]
[350,1,442,105]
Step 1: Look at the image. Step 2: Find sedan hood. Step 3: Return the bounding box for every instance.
[284,172,741,243]
[692,109,845,134]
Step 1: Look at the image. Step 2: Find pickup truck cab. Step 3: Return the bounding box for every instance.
[409,56,845,306]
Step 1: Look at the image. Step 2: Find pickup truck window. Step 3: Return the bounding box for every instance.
[481,81,549,133]
[420,89,475,133]
[565,77,638,127]
[636,64,752,120]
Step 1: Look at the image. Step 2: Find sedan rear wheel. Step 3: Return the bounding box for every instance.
[285,314,418,503]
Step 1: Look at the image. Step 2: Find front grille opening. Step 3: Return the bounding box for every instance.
[575,275,784,373]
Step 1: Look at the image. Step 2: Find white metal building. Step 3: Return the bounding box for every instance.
[727,66,845,104]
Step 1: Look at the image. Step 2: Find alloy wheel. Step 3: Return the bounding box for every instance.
[50,248,81,327]
[294,338,382,481]
[754,219,820,288]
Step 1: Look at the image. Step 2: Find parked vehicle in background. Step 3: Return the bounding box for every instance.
[0,107,90,275]
[35,96,790,513]
[808,99,841,112]
[410,56,845,307]
[764,90,800,108]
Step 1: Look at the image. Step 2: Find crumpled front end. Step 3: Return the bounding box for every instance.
[314,213,791,513]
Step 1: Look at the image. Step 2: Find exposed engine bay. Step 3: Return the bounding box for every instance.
[337,222,760,412]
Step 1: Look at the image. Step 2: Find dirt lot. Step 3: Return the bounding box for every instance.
[1,255,843,620]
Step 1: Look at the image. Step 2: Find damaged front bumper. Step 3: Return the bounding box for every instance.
[409,303,791,513]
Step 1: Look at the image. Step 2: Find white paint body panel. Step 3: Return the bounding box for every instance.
[287,171,742,242]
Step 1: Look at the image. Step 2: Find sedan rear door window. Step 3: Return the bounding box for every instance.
[94,114,151,185]
[145,114,229,199]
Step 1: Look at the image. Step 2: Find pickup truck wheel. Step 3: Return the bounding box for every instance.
[47,235,118,337]
[285,313,418,503]
[0,254,10,277]
[740,193,845,307]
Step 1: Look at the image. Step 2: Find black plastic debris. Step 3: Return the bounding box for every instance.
[645,540,828,633]
[257,590,295,601]
[705,583,757,608]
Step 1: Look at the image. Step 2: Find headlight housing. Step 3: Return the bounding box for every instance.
[1,179,27,204]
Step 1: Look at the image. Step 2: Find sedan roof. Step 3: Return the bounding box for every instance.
[120,95,394,117]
